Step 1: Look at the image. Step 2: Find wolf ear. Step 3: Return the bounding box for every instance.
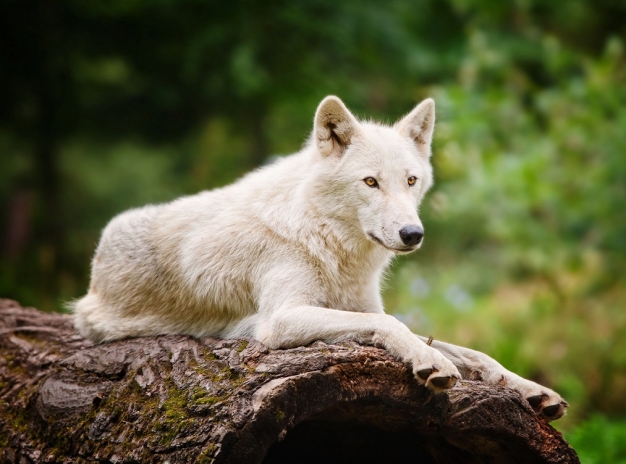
[314,96,360,157]
[396,98,436,158]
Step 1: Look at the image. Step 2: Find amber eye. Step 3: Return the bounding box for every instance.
[364,177,379,188]
[407,176,417,186]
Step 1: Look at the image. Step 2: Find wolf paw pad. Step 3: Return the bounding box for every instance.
[526,393,569,421]
[414,357,460,392]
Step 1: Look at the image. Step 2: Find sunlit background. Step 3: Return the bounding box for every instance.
[1,1,625,460]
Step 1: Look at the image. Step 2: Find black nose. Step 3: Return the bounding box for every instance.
[399,225,424,246]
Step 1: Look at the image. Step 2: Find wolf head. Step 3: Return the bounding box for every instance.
[312,96,435,254]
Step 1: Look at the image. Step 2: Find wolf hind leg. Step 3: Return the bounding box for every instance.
[71,293,146,343]
[70,292,115,343]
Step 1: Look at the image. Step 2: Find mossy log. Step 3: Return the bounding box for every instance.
[0,299,579,463]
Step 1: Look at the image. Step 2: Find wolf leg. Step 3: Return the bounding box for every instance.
[419,336,568,421]
[256,306,460,392]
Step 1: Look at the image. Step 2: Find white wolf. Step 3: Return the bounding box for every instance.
[71,96,567,421]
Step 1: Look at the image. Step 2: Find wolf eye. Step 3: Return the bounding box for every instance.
[364,177,379,188]
[407,176,417,186]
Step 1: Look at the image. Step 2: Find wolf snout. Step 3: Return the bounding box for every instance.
[399,225,424,247]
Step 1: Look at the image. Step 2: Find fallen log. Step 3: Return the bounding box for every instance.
[0,299,579,463]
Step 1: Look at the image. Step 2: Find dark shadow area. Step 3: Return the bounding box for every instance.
[263,419,445,464]
[262,399,475,464]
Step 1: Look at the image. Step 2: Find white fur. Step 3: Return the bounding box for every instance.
[71,96,566,418]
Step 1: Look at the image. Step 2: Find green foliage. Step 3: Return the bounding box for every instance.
[564,415,626,464]
[384,27,626,426]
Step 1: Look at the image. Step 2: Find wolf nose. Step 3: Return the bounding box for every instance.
[399,225,424,246]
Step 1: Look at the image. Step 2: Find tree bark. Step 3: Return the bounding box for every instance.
[0,299,579,464]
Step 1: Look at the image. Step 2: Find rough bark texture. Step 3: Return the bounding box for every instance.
[0,299,579,463]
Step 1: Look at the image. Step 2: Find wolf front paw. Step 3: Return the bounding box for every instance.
[526,391,569,421]
[413,350,461,393]
[504,375,568,421]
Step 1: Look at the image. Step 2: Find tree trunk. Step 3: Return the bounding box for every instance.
[0,299,580,463]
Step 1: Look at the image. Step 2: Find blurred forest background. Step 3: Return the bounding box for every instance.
[1,0,625,460]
